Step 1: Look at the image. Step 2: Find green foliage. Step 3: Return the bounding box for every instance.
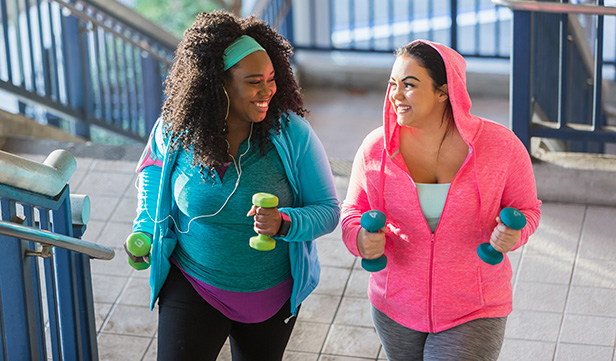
[134,0,223,38]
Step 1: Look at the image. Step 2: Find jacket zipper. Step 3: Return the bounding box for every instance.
[425,150,473,331]
[428,233,436,332]
[387,147,475,332]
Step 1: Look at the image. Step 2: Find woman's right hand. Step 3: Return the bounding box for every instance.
[357,227,387,259]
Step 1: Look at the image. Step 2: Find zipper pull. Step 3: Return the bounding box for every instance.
[284,314,295,324]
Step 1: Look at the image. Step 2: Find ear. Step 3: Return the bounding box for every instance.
[438,84,449,102]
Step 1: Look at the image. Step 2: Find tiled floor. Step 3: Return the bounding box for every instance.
[76,161,616,361]
[6,87,616,360]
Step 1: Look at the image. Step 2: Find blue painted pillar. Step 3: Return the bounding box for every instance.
[450,0,458,51]
[510,10,532,151]
[0,201,38,360]
[61,14,91,139]
[141,53,163,134]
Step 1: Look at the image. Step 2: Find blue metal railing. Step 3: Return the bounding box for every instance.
[0,150,114,361]
[0,0,177,142]
[502,0,616,153]
[3,0,616,151]
[269,0,513,58]
[271,0,615,69]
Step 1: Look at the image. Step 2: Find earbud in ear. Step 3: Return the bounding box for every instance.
[223,87,230,120]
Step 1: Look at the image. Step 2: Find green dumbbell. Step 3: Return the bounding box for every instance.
[476,207,527,265]
[249,192,279,251]
[125,232,152,270]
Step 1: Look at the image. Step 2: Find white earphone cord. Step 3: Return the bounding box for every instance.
[136,122,253,234]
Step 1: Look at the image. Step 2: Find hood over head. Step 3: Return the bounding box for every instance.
[383,40,480,156]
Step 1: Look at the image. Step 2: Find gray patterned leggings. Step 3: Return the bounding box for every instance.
[372,305,507,361]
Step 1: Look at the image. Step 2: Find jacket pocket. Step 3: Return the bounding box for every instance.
[433,266,485,325]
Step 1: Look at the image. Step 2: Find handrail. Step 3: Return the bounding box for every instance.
[0,149,76,197]
[79,0,180,50]
[273,0,293,30]
[0,220,114,260]
[251,0,271,17]
[492,0,616,15]
[53,0,176,65]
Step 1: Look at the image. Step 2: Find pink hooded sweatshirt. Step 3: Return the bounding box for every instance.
[341,40,542,333]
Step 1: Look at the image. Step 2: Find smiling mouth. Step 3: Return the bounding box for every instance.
[254,102,268,108]
[396,104,410,113]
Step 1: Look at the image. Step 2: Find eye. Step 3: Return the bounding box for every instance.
[404,83,414,89]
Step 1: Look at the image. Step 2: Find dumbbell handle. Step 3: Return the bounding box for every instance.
[476,207,527,265]
[360,210,388,272]
[249,193,279,251]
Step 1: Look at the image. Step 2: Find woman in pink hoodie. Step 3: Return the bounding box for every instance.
[341,40,541,360]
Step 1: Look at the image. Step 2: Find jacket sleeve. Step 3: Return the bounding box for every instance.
[340,140,371,258]
[501,136,542,251]
[277,115,340,242]
[133,119,167,235]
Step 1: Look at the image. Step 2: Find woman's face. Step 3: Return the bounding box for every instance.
[388,55,448,128]
[224,50,277,126]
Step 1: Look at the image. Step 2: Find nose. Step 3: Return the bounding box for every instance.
[259,81,275,96]
[390,85,403,101]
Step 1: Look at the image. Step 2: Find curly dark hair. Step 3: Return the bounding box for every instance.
[161,11,306,178]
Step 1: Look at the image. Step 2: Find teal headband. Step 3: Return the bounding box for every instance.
[223,35,266,71]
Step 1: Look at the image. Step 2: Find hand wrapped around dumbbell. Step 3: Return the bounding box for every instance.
[358,210,388,272]
[124,232,152,270]
[247,192,280,251]
[477,207,527,265]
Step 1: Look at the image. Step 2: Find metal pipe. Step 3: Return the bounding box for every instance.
[0,219,114,260]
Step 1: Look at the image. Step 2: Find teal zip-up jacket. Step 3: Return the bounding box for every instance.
[133,112,340,314]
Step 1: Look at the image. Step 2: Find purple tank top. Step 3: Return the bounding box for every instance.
[171,258,293,323]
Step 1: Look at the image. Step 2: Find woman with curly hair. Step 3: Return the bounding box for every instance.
[125,11,340,360]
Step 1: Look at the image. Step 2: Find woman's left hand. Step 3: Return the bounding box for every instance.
[247,205,282,237]
[489,216,522,253]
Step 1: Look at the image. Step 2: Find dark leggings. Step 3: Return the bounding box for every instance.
[372,305,507,361]
[157,264,298,361]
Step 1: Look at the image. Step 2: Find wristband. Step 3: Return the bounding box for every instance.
[276,212,291,237]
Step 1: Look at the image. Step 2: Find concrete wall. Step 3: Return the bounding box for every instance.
[0,109,85,148]
[294,50,511,99]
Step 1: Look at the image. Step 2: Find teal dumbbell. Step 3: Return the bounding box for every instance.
[125,232,152,270]
[360,210,388,272]
[477,207,527,265]
[249,193,279,251]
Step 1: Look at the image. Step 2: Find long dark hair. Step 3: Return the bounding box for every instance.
[161,11,306,179]
[395,41,454,151]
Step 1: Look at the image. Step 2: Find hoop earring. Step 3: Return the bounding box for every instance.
[223,87,230,121]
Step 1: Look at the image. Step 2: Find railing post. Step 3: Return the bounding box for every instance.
[0,201,39,360]
[510,10,532,151]
[39,207,63,361]
[21,205,48,361]
[51,188,84,361]
[141,53,163,134]
[61,12,91,139]
[451,0,458,51]
[592,2,605,153]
